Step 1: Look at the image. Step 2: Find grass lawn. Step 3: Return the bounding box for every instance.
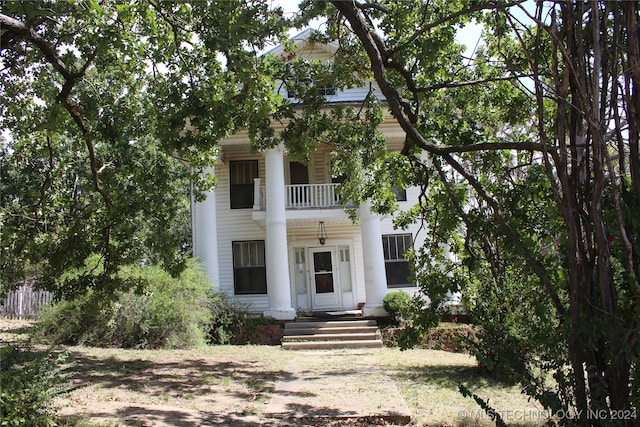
[1,319,547,426]
[377,348,546,426]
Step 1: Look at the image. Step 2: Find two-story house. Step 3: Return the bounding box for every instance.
[192,30,424,320]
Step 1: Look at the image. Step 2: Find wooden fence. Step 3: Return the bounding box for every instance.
[1,285,53,319]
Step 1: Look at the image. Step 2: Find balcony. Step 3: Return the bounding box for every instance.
[252,178,352,226]
[253,179,346,211]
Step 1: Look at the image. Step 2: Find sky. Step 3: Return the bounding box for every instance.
[270,0,485,57]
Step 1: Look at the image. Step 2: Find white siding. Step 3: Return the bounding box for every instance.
[274,79,385,104]
[313,148,330,183]
[214,152,269,312]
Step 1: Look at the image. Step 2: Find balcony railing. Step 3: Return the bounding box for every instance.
[253,179,343,210]
[286,183,341,209]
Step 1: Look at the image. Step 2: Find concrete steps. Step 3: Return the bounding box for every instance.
[281,319,383,350]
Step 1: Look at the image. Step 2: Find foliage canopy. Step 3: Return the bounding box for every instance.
[316,0,640,424]
[2,1,640,424]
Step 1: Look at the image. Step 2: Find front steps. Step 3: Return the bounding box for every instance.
[281,319,383,350]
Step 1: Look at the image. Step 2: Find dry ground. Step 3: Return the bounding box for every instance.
[1,319,545,427]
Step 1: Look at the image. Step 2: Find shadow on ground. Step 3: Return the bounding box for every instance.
[385,363,502,391]
[63,351,284,400]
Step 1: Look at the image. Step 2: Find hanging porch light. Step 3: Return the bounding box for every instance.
[317,221,327,245]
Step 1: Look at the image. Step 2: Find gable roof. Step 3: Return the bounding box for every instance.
[263,28,339,59]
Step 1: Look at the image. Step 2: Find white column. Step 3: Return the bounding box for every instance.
[192,167,219,286]
[359,201,389,317]
[263,145,296,320]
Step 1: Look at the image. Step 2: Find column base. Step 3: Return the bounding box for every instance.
[362,303,388,318]
[264,307,296,321]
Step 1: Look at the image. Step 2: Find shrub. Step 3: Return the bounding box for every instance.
[381,322,475,353]
[34,260,212,349]
[0,345,68,426]
[383,291,412,325]
[207,292,251,344]
[419,322,475,353]
[206,293,283,345]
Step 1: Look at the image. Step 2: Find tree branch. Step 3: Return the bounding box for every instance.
[1,12,112,209]
[0,12,73,80]
[416,74,534,92]
[331,0,565,317]
[387,0,526,57]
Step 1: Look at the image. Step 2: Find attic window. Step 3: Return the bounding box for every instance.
[287,79,336,98]
[318,85,336,96]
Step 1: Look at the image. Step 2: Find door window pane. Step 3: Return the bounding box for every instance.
[313,251,332,272]
[315,273,334,293]
[313,251,334,293]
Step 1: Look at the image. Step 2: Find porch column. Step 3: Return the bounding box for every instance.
[263,144,296,320]
[192,167,220,286]
[359,201,388,317]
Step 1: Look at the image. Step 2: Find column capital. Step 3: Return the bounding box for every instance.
[265,143,285,156]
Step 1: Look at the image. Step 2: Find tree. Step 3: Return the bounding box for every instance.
[0,1,290,295]
[307,0,639,424]
[3,1,639,422]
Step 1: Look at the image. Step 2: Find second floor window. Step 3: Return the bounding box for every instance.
[391,186,407,202]
[230,160,258,209]
[317,85,336,96]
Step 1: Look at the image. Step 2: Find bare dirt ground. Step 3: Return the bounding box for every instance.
[0,319,395,426]
[55,345,294,426]
[1,319,543,427]
[1,319,291,425]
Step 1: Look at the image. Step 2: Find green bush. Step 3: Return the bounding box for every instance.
[382,322,475,353]
[207,292,251,344]
[0,345,68,426]
[34,260,212,349]
[207,293,282,345]
[383,291,412,325]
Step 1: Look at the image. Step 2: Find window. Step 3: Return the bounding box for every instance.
[382,234,414,287]
[230,160,258,209]
[233,241,267,294]
[286,78,308,99]
[287,79,336,98]
[331,176,344,184]
[318,85,336,96]
[391,186,407,202]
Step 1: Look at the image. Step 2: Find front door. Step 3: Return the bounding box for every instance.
[309,247,341,309]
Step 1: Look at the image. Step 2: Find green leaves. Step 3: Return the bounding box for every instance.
[328,0,640,419]
[0,1,292,295]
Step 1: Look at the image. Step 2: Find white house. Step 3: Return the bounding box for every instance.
[192,30,425,320]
